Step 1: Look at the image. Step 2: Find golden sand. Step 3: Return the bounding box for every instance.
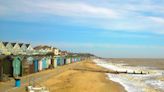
[43,60,126,92]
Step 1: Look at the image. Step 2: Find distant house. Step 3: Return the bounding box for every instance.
[5,42,13,54]
[1,42,12,55]
[11,43,16,47]
[19,43,27,52]
[34,45,59,55]
[53,48,60,55]
[0,41,34,55]
[0,42,6,51]
[5,42,13,51]
[26,44,33,51]
[58,50,61,55]
[12,43,24,55]
[61,51,68,56]
[34,45,53,54]
[18,43,23,48]
[13,43,21,51]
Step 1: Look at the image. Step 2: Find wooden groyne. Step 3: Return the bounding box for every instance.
[72,68,148,75]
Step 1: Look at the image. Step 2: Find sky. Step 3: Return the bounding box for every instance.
[0,0,164,58]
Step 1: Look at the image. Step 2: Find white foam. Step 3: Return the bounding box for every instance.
[107,74,145,92]
[94,59,164,92]
[146,79,164,90]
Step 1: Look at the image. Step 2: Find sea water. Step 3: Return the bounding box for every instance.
[94,59,164,92]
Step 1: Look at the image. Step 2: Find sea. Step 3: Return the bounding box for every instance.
[94,58,164,92]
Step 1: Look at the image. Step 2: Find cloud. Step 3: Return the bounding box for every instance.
[0,5,8,16]
[148,16,164,24]
[0,0,164,34]
[0,0,119,19]
[40,2,119,19]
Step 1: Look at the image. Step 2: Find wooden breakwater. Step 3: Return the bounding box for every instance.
[72,68,148,75]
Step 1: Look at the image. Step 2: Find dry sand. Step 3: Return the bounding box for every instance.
[43,59,126,92]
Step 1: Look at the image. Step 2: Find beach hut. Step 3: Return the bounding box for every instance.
[0,56,5,81]
[46,57,51,69]
[73,57,76,62]
[42,57,47,70]
[5,43,13,54]
[12,43,22,55]
[70,57,73,63]
[63,57,67,65]
[60,57,64,65]
[75,57,77,62]
[66,57,71,64]
[34,59,38,73]
[21,57,30,76]
[76,57,78,62]
[76,57,80,62]
[55,56,64,66]
[0,56,13,81]
[77,57,81,62]
[38,58,43,71]
[12,56,22,77]
[52,57,57,68]
[20,43,27,52]
[27,57,34,74]
[76,57,79,62]
[71,57,74,63]
[56,56,61,66]
[2,56,13,77]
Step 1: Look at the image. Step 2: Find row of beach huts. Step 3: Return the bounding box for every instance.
[0,41,94,82]
[0,55,86,82]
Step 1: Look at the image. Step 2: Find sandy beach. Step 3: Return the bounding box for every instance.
[4,59,126,92]
[43,59,126,92]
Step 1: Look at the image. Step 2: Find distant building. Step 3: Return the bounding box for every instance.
[12,43,22,54]
[0,42,9,55]
[34,45,53,53]
[5,42,13,52]
[53,47,60,55]
[34,45,60,55]
[60,51,68,56]
[26,44,33,51]
[0,41,33,55]
[20,43,27,52]
[0,42,6,50]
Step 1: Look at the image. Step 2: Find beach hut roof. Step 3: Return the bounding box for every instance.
[26,44,30,47]
[2,42,8,46]
[19,43,24,47]
[11,43,16,47]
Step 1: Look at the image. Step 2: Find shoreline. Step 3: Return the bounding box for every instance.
[94,58,164,92]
